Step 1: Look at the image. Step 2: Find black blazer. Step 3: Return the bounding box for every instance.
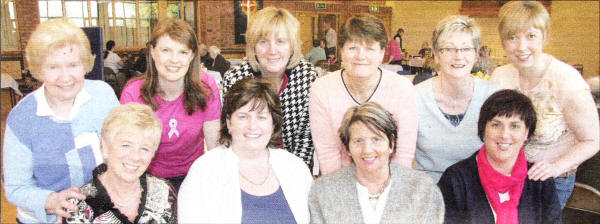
[438,152,562,224]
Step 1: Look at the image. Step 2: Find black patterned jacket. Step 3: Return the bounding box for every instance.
[222,60,317,170]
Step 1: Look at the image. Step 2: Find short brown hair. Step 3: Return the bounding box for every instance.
[245,7,303,73]
[142,18,210,115]
[338,14,388,50]
[219,78,283,148]
[339,102,397,155]
[498,1,550,41]
[25,20,95,79]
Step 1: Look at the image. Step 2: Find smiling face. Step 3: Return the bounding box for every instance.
[254,31,292,77]
[341,39,385,78]
[434,31,477,79]
[102,126,157,184]
[502,27,545,71]
[227,100,274,151]
[484,115,529,169]
[348,122,392,176]
[150,35,195,83]
[39,45,86,104]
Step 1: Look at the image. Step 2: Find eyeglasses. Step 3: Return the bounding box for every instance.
[438,47,476,55]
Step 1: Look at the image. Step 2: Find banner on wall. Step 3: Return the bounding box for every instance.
[234,0,263,44]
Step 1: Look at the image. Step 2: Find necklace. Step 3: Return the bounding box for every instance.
[239,165,272,185]
[101,175,142,208]
[368,174,391,200]
[238,149,272,186]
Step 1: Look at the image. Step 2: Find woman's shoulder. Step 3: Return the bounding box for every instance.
[490,64,519,89]
[474,78,502,96]
[547,56,589,90]
[382,68,413,86]
[84,79,115,93]
[390,163,436,185]
[288,60,317,81]
[270,148,310,170]
[414,77,433,93]
[311,69,341,89]
[315,166,354,187]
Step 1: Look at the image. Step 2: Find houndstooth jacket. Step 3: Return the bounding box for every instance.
[222,60,317,170]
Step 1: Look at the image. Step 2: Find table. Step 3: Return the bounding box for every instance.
[229,59,244,67]
[379,64,403,74]
[2,73,23,107]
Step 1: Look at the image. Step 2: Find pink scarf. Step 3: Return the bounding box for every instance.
[477,145,527,224]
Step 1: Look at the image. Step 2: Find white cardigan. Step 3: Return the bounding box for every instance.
[178,145,313,223]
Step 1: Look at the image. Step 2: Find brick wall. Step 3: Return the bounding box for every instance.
[14,0,40,64]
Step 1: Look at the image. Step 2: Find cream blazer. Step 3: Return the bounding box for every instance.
[178,145,313,223]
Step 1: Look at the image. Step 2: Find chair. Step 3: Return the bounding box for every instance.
[103,67,119,96]
[566,182,600,214]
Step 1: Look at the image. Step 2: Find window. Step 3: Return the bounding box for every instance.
[39,0,161,47]
[39,0,64,22]
[65,0,98,27]
[1,0,19,49]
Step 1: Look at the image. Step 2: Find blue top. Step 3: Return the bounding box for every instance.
[2,80,119,223]
[241,187,296,224]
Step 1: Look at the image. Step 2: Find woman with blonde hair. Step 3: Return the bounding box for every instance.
[3,20,119,223]
[491,1,599,207]
[310,14,418,176]
[120,18,222,191]
[222,7,317,172]
[65,103,176,223]
[414,15,500,182]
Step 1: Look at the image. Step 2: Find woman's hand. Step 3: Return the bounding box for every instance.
[528,160,561,181]
[45,187,86,219]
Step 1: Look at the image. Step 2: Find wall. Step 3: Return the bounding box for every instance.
[386,1,599,79]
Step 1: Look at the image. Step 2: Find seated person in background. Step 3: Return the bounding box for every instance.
[66,103,177,223]
[198,43,214,68]
[438,89,562,224]
[133,48,147,75]
[418,41,433,58]
[309,102,444,223]
[179,78,312,223]
[472,45,496,75]
[103,40,124,74]
[207,45,231,78]
[305,39,327,65]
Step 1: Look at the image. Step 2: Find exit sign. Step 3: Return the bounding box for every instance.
[369,6,379,12]
[315,3,326,9]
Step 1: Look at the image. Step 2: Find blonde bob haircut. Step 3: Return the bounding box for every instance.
[431,15,481,70]
[245,7,303,73]
[25,20,95,79]
[498,1,550,42]
[101,103,163,152]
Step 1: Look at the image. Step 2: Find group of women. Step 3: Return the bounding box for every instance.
[3,1,598,223]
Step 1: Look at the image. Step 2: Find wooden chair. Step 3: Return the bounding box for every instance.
[566,182,600,214]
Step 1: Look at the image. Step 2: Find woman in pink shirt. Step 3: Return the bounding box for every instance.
[120,19,221,191]
[310,14,418,175]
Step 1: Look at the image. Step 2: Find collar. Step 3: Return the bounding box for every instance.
[35,82,91,120]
